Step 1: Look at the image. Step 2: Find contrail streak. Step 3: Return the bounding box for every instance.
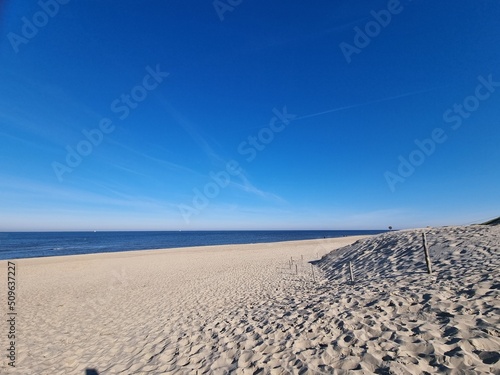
[296,87,444,121]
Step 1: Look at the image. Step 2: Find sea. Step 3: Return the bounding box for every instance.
[0,230,386,260]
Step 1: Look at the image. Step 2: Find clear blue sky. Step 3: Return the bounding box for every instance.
[1,0,499,231]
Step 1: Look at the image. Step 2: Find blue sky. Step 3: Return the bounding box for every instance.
[0,0,499,231]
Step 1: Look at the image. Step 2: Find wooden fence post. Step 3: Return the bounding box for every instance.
[349,261,354,283]
[422,232,432,274]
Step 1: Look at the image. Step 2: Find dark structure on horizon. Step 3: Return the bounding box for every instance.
[482,216,500,226]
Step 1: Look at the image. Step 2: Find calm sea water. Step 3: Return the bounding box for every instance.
[0,230,386,260]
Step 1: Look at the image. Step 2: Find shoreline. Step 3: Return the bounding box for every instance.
[0,234,373,263]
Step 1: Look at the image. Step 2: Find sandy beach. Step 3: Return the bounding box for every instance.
[1,225,499,374]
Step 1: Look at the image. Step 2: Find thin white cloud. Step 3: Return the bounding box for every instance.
[158,97,226,164]
[158,97,288,204]
[0,175,179,212]
[107,139,201,176]
[231,172,287,204]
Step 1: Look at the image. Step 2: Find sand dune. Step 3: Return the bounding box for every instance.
[314,225,500,374]
[1,226,498,374]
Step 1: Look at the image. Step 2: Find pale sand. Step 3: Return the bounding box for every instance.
[0,226,499,374]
